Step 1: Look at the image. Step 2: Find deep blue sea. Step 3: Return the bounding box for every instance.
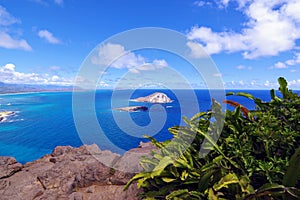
[0,89,298,164]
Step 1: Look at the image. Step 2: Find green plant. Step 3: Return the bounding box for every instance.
[125,77,300,200]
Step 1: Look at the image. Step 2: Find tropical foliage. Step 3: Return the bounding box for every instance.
[124,77,300,200]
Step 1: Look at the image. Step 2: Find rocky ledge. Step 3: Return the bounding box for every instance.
[0,142,156,200]
[132,92,172,103]
[113,106,148,112]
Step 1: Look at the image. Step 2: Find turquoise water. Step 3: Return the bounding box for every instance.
[0,89,291,163]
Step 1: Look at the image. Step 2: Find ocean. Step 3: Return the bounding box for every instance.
[0,89,297,164]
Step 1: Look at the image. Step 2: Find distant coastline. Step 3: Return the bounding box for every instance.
[0,90,73,96]
[0,81,76,95]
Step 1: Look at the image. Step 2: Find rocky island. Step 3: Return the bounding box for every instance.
[0,111,15,122]
[132,92,172,103]
[113,92,172,112]
[113,106,148,112]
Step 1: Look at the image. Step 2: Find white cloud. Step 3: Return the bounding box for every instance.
[132,60,168,73]
[268,52,300,71]
[223,78,300,89]
[38,29,61,44]
[270,61,288,69]
[152,59,168,68]
[2,63,15,71]
[91,43,144,68]
[194,1,206,7]
[0,6,32,50]
[30,0,63,6]
[213,73,222,77]
[187,0,300,59]
[0,5,20,26]
[0,32,32,50]
[51,75,59,81]
[223,79,283,89]
[54,0,63,6]
[288,79,300,88]
[187,27,247,55]
[0,63,73,85]
[30,0,48,6]
[49,66,61,71]
[194,1,213,7]
[186,41,209,58]
[91,43,168,73]
[98,80,109,87]
[236,65,252,70]
[285,52,300,65]
[283,1,300,23]
[264,80,270,87]
[219,0,230,7]
[128,68,140,74]
[234,0,252,8]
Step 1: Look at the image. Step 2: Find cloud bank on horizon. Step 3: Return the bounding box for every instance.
[0,0,300,89]
[0,63,73,85]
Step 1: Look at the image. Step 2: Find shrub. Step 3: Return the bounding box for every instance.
[125,77,300,200]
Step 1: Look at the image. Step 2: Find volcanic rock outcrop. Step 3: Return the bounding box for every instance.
[133,92,172,103]
[0,142,156,200]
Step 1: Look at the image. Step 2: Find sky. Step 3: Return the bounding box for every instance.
[0,0,300,89]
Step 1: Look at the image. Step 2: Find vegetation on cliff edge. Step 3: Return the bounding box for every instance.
[125,77,300,200]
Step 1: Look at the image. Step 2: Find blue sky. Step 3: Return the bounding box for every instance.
[0,0,300,89]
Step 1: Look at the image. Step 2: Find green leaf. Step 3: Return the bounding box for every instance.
[256,183,285,193]
[286,187,300,199]
[235,92,255,100]
[278,77,288,98]
[124,172,152,190]
[152,156,174,174]
[213,173,239,191]
[144,197,156,200]
[198,169,216,191]
[170,166,179,177]
[143,135,164,148]
[270,89,276,100]
[283,146,300,187]
[189,191,204,198]
[190,111,207,122]
[174,158,192,169]
[208,188,219,200]
[162,177,177,183]
[245,183,286,200]
[180,170,189,181]
[194,127,240,170]
[166,189,189,200]
[183,116,190,126]
[233,106,241,119]
[226,92,234,96]
[270,89,282,102]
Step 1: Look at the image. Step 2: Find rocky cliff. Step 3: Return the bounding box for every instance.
[0,142,156,200]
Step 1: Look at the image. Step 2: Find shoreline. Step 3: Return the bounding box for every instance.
[0,90,73,96]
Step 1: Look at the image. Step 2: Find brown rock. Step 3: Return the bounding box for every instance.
[0,143,154,199]
[0,157,22,178]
